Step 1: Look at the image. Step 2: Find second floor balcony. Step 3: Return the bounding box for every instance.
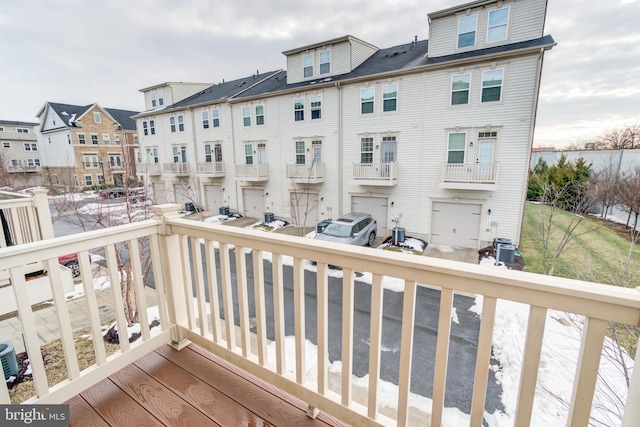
[440,162,499,190]
[352,162,398,186]
[286,163,324,184]
[164,162,189,176]
[1,203,638,426]
[196,161,225,178]
[6,164,41,173]
[236,163,269,182]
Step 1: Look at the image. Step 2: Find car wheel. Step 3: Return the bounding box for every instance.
[367,232,376,247]
[65,260,81,278]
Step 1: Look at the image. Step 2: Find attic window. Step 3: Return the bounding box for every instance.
[94,112,101,123]
[303,54,313,78]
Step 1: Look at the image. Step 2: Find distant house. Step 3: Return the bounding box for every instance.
[36,102,140,192]
[0,120,44,189]
[134,0,555,249]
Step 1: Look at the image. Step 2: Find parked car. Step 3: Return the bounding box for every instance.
[58,252,100,278]
[99,187,127,199]
[314,212,377,246]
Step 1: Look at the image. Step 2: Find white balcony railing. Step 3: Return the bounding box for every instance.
[1,203,639,427]
[6,165,42,173]
[196,161,225,177]
[352,162,397,185]
[236,163,269,181]
[442,162,498,183]
[164,162,189,175]
[0,188,53,248]
[286,163,324,183]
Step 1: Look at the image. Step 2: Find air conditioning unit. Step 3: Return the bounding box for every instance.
[1,340,19,379]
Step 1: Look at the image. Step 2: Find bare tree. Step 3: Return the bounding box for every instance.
[591,161,622,219]
[289,158,320,236]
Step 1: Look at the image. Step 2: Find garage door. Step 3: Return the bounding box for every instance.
[243,189,265,219]
[290,192,318,228]
[204,184,224,212]
[173,183,191,207]
[431,202,481,249]
[351,196,388,236]
[152,182,168,204]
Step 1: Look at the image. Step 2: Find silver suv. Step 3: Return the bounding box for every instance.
[314,212,377,246]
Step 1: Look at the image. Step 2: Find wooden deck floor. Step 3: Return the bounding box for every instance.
[66,344,349,427]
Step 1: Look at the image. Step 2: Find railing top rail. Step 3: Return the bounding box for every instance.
[166,216,640,324]
[0,190,32,200]
[0,219,160,271]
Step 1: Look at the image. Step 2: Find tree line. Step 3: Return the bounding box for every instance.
[566,124,639,151]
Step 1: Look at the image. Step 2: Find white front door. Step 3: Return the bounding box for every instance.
[477,140,494,180]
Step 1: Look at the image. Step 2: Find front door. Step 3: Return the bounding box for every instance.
[477,140,494,180]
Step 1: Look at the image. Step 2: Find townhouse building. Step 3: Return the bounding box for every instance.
[0,120,44,189]
[36,102,140,193]
[134,0,555,249]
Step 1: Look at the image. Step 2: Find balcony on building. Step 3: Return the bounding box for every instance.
[1,200,639,426]
[164,162,189,176]
[7,164,41,173]
[196,161,225,178]
[286,163,324,184]
[138,162,163,176]
[109,162,124,172]
[351,162,397,186]
[236,163,269,182]
[83,161,100,169]
[440,162,499,190]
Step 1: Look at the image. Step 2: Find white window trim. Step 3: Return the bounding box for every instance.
[450,73,472,106]
[310,95,322,120]
[447,131,467,164]
[212,109,220,127]
[94,112,101,123]
[481,68,505,103]
[303,54,314,78]
[486,6,510,44]
[382,83,398,112]
[360,87,375,115]
[457,14,478,49]
[242,107,251,127]
[202,110,210,129]
[294,98,305,121]
[319,49,331,75]
[255,105,265,126]
[2,142,10,148]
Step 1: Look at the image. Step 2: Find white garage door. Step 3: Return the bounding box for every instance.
[152,182,168,204]
[204,184,224,212]
[173,183,191,207]
[351,196,388,236]
[290,192,318,228]
[431,202,481,249]
[243,189,265,219]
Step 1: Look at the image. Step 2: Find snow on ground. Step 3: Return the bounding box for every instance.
[247,219,287,231]
[102,305,162,340]
[204,214,237,225]
[60,275,111,302]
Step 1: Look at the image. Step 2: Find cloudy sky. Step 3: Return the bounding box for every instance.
[1,0,638,148]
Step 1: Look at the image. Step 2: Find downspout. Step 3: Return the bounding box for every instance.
[189,107,201,204]
[518,47,546,246]
[336,81,343,215]
[227,99,237,211]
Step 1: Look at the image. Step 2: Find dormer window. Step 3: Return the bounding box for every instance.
[319,50,331,75]
[457,14,477,48]
[303,54,314,78]
[487,6,510,43]
[94,112,101,123]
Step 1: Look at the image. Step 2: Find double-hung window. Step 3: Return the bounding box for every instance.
[256,105,265,125]
[295,141,306,164]
[244,144,253,165]
[487,6,510,43]
[447,133,466,164]
[2,142,10,148]
[202,111,209,129]
[451,73,471,105]
[178,115,184,131]
[94,113,101,123]
[143,121,148,135]
[303,54,313,78]
[361,88,375,114]
[383,84,398,112]
[457,14,477,48]
[310,96,321,119]
[91,134,99,145]
[212,109,220,127]
[170,117,176,132]
[481,69,504,102]
[204,144,212,162]
[360,138,374,163]
[319,50,330,74]
[294,98,304,121]
[103,134,110,145]
[78,134,86,144]
[114,135,121,145]
[149,120,156,135]
[242,107,251,126]
[85,175,93,186]
[24,143,37,151]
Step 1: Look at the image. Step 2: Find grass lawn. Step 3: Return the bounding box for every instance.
[520,202,640,288]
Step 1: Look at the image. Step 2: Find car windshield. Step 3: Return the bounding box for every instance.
[322,223,352,238]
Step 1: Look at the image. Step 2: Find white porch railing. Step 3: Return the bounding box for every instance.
[442,162,498,183]
[196,161,225,176]
[138,162,163,175]
[0,189,53,248]
[353,162,397,181]
[236,163,269,180]
[286,163,324,181]
[0,203,639,427]
[164,162,189,175]
[6,165,42,173]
